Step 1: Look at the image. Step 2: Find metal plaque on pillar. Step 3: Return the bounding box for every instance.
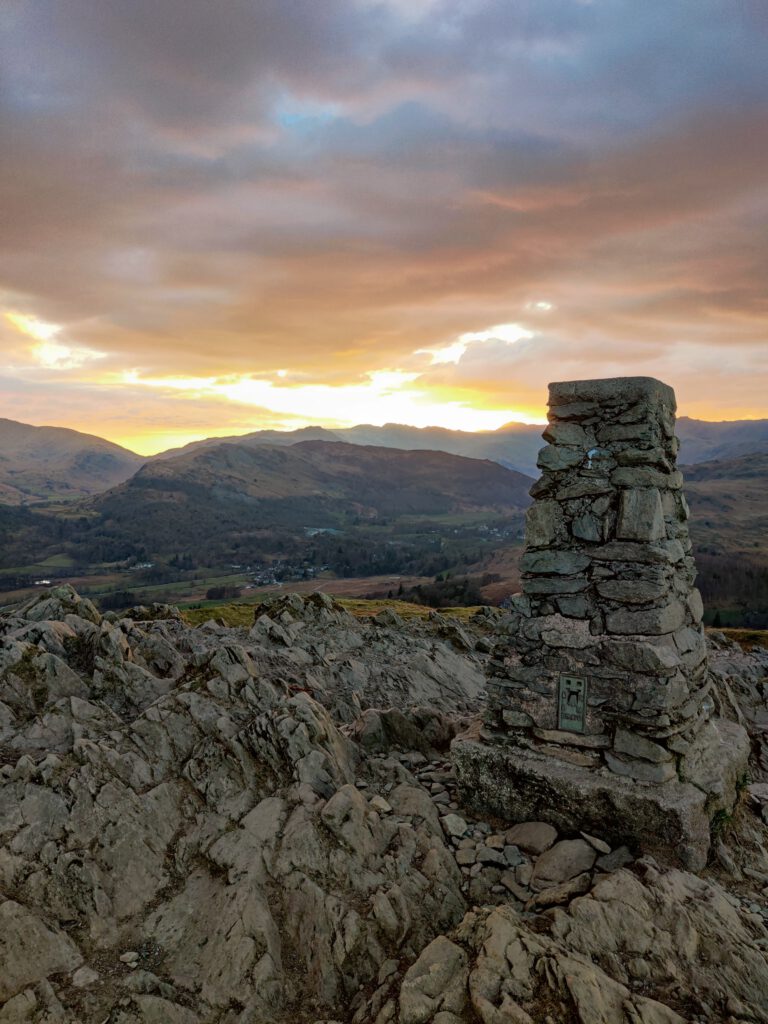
[558,675,587,733]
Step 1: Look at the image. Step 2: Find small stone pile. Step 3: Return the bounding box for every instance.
[379,754,636,909]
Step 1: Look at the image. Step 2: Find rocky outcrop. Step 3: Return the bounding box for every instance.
[1,585,768,1022]
[395,859,768,1024]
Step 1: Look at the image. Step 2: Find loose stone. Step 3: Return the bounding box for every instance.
[505,821,558,855]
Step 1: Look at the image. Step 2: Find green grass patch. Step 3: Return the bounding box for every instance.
[181,594,483,628]
[715,628,768,651]
[0,553,76,575]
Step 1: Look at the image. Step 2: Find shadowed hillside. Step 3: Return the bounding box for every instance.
[685,452,768,558]
[677,416,768,464]
[683,452,768,625]
[0,419,144,503]
[89,439,531,555]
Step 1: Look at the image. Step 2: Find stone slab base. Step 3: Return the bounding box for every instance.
[451,731,744,870]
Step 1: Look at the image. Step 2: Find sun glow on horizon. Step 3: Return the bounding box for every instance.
[114,365,542,453]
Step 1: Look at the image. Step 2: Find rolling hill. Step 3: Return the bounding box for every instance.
[0,419,144,504]
[91,439,532,555]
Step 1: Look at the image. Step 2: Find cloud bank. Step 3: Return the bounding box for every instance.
[1,0,767,450]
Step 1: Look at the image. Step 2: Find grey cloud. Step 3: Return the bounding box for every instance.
[0,0,767,408]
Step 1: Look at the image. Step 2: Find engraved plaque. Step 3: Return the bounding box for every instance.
[558,674,587,733]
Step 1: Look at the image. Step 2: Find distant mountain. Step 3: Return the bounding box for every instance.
[676,417,768,464]
[2,413,767,506]
[151,417,768,478]
[152,425,342,462]
[0,419,145,504]
[93,440,532,555]
[151,421,548,475]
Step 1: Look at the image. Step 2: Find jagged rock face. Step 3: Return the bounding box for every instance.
[0,587,482,1023]
[395,861,768,1024]
[1,585,768,1023]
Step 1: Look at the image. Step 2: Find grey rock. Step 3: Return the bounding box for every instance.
[590,541,677,564]
[531,839,597,891]
[526,870,593,909]
[71,965,100,987]
[520,550,591,576]
[532,727,610,749]
[604,750,677,783]
[614,728,674,764]
[687,588,704,623]
[398,935,468,1023]
[369,795,392,814]
[484,833,505,849]
[596,579,669,604]
[522,575,590,595]
[595,845,634,872]
[556,476,613,499]
[476,847,507,868]
[538,614,596,649]
[504,821,558,855]
[543,421,591,446]
[441,813,468,838]
[580,832,611,855]
[616,487,666,542]
[603,639,681,675]
[453,738,712,870]
[555,594,590,618]
[0,900,83,1001]
[612,466,683,489]
[605,600,686,636]
[524,501,562,548]
[537,445,584,472]
[549,376,676,409]
[572,511,603,542]
[615,446,671,470]
[499,871,530,902]
[678,718,750,815]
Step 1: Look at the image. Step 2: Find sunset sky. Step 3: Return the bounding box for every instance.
[1,0,767,455]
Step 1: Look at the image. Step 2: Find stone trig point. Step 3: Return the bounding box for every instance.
[453,376,749,868]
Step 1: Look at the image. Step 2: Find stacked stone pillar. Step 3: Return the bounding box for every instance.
[453,377,749,868]
[488,376,709,777]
